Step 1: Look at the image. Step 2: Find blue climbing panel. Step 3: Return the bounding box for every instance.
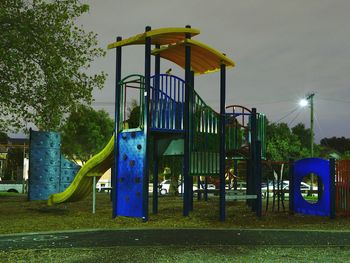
[29,131,61,200]
[116,130,146,218]
[60,155,81,192]
[293,158,331,216]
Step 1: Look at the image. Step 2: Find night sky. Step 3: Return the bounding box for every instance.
[75,1,349,142]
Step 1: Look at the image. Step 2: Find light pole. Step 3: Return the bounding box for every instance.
[299,93,315,191]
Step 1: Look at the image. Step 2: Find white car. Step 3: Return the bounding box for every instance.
[159,179,215,195]
[261,180,311,192]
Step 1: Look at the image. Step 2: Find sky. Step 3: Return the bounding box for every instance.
[76,0,350,143]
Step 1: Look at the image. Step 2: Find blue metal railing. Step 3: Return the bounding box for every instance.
[150,74,185,132]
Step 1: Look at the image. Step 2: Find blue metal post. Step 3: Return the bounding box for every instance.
[219,63,226,221]
[143,26,152,222]
[233,159,238,190]
[112,36,122,218]
[197,176,201,201]
[204,176,208,201]
[152,45,160,214]
[330,158,336,219]
[183,25,192,216]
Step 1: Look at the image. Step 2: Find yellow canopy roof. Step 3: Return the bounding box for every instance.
[152,39,235,75]
[107,27,200,49]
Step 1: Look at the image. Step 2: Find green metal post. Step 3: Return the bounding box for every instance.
[308,93,315,193]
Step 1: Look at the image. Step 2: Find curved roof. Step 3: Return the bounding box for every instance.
[107,27,200,49]
[152,39,235,75]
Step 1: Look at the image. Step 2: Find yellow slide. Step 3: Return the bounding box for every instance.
[48,135,115,206]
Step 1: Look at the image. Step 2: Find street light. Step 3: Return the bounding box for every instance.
[299,98,309,108]
[299,93,315,191]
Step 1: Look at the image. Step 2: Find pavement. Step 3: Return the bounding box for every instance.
[1,228,350,251]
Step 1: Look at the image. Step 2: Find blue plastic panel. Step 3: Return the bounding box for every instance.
[115,130,146,218]
[29,131,61,201]
[59,155,80,192]
[293,158,330,216]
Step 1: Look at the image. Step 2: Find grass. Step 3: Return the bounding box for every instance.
[1,192,350,235]
[1,246,350,263]
[1,192,350,262]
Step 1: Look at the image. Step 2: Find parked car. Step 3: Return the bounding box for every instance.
[159,179,172,195]
[159,180,215,195]
[261,180,311,192]
[198,181,216,190]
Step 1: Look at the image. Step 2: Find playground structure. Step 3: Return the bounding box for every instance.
[43,26,350,221]
[46,26,266,221]
[109,26,267,221]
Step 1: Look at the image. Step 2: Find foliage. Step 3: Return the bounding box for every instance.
[60,105,113,164]
[0,0,106,132]
[266,121,309,161]
[320,136,350,155]
[0,132,8,144]
[291,123,311,150]
[3,147,23,181]
[127,99,141,129]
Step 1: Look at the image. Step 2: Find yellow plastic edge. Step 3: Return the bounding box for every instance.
[47,135,115,206]
[107,27,200,49]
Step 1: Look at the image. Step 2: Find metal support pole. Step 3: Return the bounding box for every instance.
[189,70,195,212]
[197,176,201,201]
[204,176,208,201]
[152,141,159,214]
[289,159,294,215]
[22,143,26,194]
[152,45,161,215]
[249,108,257,210]
[112,36,122,219]
[28,128,32,201]
[330,158,336,219]
[256,140,262,217]
[233,159,238,191]
[309,93,315,193]
[143,26,152,222]
[92,176,96,214]
[219,63,226,221]
[183,25,192,217]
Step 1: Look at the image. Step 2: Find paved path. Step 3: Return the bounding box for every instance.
[1,229,350,251]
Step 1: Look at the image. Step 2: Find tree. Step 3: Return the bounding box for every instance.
[291,123,311,151]
[0,132,8,144]
[127,99,141,129]
[3,147,23,181]
[266,121,308,161]
[0,0,106,132]
[320,137,350,155]
[60,105,114,164]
